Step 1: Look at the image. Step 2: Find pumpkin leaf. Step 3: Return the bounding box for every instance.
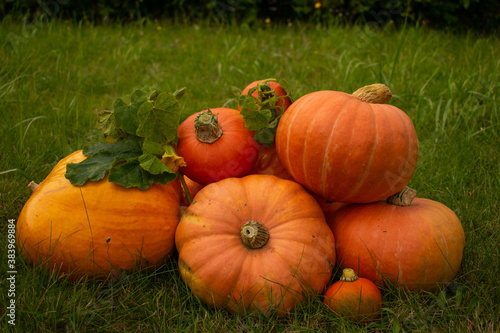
[65,87,186,190]
[239,78,293,147]
[240,107,273,131]
[254,127,276,147]
[136,91,181,145]
[108,158,154,190]
[82,135,143,157]
[138,152,172,175]
[65,136,143,185]
[113,90,148,135]
[96,110,126,143]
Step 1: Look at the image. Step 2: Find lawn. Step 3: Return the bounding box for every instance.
[1,17,499,332]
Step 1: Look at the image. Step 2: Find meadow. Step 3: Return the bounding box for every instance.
[0,17,499,332]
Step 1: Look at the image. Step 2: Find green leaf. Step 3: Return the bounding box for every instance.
[151,171,178,185]
[240,107,273,131]
[65,136,142,185]
[239,78,294,146]
[141,139,165,156]
[136,92,181,144]
[108,158,154,190]
[82,135,142,157]
[113,89,148,135]
[66,87,186,190]
[254,128,276,147]
[65,151,118,185]
[138,152,172,175]
[96,110,125,143]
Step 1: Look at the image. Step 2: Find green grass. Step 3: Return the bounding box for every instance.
[1,17,499,332]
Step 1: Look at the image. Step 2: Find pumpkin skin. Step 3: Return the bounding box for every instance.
[248,145,294,180]
[175,175,336,316]
[176,108,259,185]
[328,191,465,292]
[324,268,382,323]
[275,85,419,203]
[238,80,292,116]
[16,150,182,279]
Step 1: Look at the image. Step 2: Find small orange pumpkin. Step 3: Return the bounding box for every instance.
[175,175,336,316]
[16,150,182,279]
[324,268,382,323]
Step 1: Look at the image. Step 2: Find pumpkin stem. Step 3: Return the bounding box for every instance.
[28,181,39,193]
[194,110,223,144]
[177,171,193,205]
[240,220,269,249]
[340,268,358,282]
[352,84,392,104]
[386,186,417,207]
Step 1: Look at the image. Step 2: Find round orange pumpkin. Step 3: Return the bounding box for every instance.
[328,187,466,292]
[324,268,382,323]
[275,84,419,203]
[175,175,336,316]
[16,150,182,279]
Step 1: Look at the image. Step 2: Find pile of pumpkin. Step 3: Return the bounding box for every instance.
[16,79,465,323]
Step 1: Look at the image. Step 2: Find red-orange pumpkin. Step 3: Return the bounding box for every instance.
[16,150,182,279]
[176,108,259,185]
[275,84,419,203]
[175,175,336,316]
[324,268,382,323]
[328,187,466,292]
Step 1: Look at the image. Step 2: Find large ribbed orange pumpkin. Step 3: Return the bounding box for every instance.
[16,150,182,279]
[275,84,419,203]
[175,175,336,316]
[328,187,465,292]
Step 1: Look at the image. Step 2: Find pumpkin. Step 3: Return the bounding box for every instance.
[16,150,182,279]
[324,268,382,323]
[248,145,294,180]
[175,175,336,316]
[176,108,259,185]
[328,187,466,292]
[275,84,419,203]
[238,79,292,116]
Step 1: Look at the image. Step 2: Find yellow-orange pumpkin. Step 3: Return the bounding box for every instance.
[175,175,336,316]
[16,150,182,279]
[328,187,465,292]
[276,84,419,203]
